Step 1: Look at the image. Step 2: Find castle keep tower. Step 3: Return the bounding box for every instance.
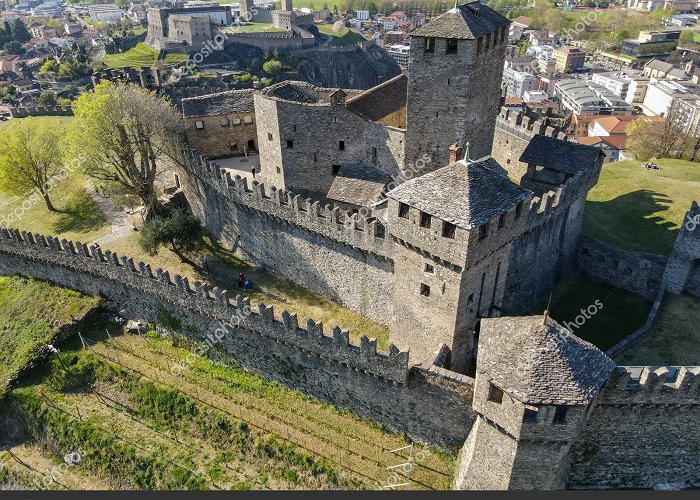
[454,316,615,490]
[404,2,510,172]
[385,154,531,372]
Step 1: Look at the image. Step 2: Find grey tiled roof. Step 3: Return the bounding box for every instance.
[520,135,602,175]
[479,316,616,406]
[326,162,391,206]
[346,74,407,124]
[409,2,510,40]
[182,89,255,118]
[386,158,531,230]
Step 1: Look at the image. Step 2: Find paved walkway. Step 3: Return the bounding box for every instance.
[85,183,137,246]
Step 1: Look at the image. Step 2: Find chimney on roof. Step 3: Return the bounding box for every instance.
[449,142,463,163]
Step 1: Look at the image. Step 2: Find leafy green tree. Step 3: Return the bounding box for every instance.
[68,81,185,219]
[0,84,20,103]
[38,91,59,107]
[262,59,283,75]
[139,208,202,261]
[0,118,64,211]
[2,40,24,55]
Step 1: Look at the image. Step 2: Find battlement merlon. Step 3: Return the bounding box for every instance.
[184,146,393,260]
[598,366,700,404]
[0,227,409,383]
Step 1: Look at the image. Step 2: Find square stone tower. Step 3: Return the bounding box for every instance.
[385,154,532,372]
[405,2,510,173]
[239,0,254,21]
[454,316,616,490]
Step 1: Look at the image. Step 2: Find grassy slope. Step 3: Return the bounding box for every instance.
[0,276,100,398]
[584,158,700,256]
[1,319,453,489]
[100,43,188,69]
[226,23,288,33]
[316,24,364,46]
[0,117,110,243]
[544,273,651,351]
[618,293,700,366]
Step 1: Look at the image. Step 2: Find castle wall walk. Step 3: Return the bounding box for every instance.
[0,227,476,448]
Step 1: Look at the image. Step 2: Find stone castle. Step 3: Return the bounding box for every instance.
[1,2,699,490]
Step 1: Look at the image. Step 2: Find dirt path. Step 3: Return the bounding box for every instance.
[84,183,136,246]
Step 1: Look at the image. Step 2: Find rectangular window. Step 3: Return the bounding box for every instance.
[339,140,345,151]
[420,283,430,297]
[523,408,538,423]
[478,223,488,240]
[230,142,238,151]
[399,202,409,219]
[424,37,434,53]
[286,139,294,148]
[371,146,378,162]
[276,166,281,173]
[332,164,341,175]
[446,38,458,54]
[195,120,204,129]
[267,132,273,140]
[424,263,434,273]
[477,37,483,54]
[498,214,506,229]
[467,293,475,306]
[553,406,568,424]
[419,211,431,228]
[515,202,523,219]
[487,383,503,404]
[221,118,230,128]
[313,152,317,162]
[442,221,456,239]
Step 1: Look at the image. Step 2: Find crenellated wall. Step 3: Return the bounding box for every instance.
[664,201,700,298]
[490,107,568,182]
[567,366,700,489]
[0,226,476,447]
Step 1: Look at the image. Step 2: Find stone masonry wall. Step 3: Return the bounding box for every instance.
[0,227,476,448]
[184,113,258,159]
[664,201,700,298]
[180,147,395,324]
[579,235,667,301]
[567,366,700,489]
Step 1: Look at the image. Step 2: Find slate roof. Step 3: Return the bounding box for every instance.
[346,74,407,125]
[479,316,616,406]
[386,157,531,230]
[409,2,510,40]
[520,135,602,175]
[326,162,391,206]
[182,89,254,118]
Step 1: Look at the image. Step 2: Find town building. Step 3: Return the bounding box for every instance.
[553,46,585,73]
[555,79,636,116]
[643,79,700,118]
[386,44,410,67]
[621,30,680,59]
[502,67,537,98]
[88,4,125,23]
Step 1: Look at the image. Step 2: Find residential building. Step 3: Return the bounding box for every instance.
[588,115,640,137]
[355,10,369,21]
[643,59,690,80]
[385,30,406,44]
[574,135,627,162]
[509,15,531,39]
[386,44,410,67]
[555,79,636,116]
[377,16,396,30]
[31,1,63,18]
[502,67,537,98]
[64,22,83,37]
[128,2,148,22]
[523,90,548,104]
[591,72,631,99]
[643,79,700,117]
[553,47,585,73]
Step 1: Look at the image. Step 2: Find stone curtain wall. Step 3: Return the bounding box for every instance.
[0,227,476,447]
[9,106,73,118]
[181,147,396,323]
[578,236,667,302]
[567,366,700,489]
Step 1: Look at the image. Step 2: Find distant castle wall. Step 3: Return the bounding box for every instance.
[490,107,567,183]
[0,227,476,448]
[567,366,700,489]
[664,201,700,298]
[578,236,667,302]
[223,31,305,52]
[9,106,73,118]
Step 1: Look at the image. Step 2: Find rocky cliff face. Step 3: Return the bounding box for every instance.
[199,42,402,90]
[295,44,402,89]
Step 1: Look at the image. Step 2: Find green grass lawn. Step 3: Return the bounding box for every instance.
[225,22,288,33]
[544,273,652,351]
[0,276,100,399]
[316,23,364,46]
[100,43,189,69]
[617,293,700,366]
[584,158,700,256]
[0,116,110,242]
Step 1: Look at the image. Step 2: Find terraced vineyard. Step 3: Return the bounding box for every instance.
[0,322,454,490]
